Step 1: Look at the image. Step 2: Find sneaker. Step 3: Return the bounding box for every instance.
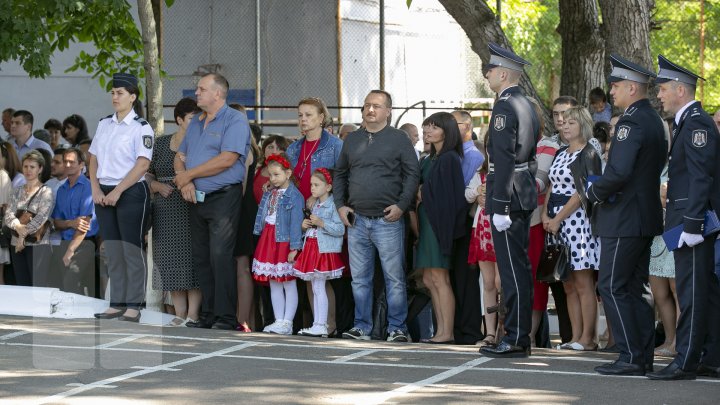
[263,321,282,333]
[299,324,328,337]
[276,320,293,335]
[387,330,409,342]
[342,327,371,340]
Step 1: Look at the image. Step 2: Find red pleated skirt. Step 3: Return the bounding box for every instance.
[252,224,296,282]
[293,237,345,280]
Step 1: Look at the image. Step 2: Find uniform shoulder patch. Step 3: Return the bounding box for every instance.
[616,125,631,141]
[100,114,113,121]
[493,114,506,131]
[624,107,637,116]
[692,130,707,148]
[134,116,149,126]
[142,135,153,149]
[498,94,511,102]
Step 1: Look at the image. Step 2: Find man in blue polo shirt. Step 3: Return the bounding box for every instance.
[174,72,251,330]
[52,147,99,296]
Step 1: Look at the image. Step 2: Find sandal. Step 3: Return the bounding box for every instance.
[477,334,496,348]
[654,347,677,357]
[557,341,597,351]
[168,317,185,327]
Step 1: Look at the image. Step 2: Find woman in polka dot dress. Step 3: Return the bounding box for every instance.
[541,106,601,352]
[466,150,500,348]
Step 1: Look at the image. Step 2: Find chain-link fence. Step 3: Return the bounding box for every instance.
[161,0,492,137]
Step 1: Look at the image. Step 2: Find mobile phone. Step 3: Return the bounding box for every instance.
[303,208,312,220]
[347,211,356,226]
[195,190,206,202]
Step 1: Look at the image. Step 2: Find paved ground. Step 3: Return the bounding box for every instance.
[0,315,717,404]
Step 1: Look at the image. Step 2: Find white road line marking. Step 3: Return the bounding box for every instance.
[0,331,29,341]
[131,366,181,371]
[94,334,146,349]
[64,383,116,388]
[332,349,378,363]
[326,357,492,405]
[31,342,257,405]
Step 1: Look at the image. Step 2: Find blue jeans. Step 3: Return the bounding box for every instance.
[715,237,720,280]
[348,214,408,334]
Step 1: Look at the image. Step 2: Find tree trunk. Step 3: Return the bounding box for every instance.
[137,0,163,135]
[598,0,655,78]
[438,0,553,136]
[557,0,605,106]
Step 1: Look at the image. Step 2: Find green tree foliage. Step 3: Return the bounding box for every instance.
[0,0,173,91]
[651,0,720,111]
[488,0,561,107]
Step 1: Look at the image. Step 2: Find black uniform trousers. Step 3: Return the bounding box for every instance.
[597,236,654,367]
[189,183,242,325]
[491,210,533,348]
[673,236,720,370]
[452,216,483,344]
[96,182,150,310]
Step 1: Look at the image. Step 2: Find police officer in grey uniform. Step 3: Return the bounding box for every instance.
[646,55,720,380]
[479,43,539,358]
[90,73,153,323]
[588,55,666,376]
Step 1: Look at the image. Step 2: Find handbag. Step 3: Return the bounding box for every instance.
[536,232,570,283]
[10,185,51,244]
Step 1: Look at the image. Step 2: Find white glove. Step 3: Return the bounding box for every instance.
[678,231,704,248]
[492,214,512,232]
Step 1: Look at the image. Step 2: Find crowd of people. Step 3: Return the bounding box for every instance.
[2,42,720,380]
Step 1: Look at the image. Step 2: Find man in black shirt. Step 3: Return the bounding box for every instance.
[334,90,420,342]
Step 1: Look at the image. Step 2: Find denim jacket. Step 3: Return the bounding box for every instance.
[253,183,304,250]
[286,130,343,173]
[305,197,345,253]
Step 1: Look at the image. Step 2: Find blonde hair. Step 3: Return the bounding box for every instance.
[22,150,45,168]
[562,106,594,143]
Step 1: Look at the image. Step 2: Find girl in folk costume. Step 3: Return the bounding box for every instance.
[252,153,304,335]
[293,168,345,337]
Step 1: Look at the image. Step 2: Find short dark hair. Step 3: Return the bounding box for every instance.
[174,97,201,123]
[44,119,62,131]
[553,96,579,107]
[63,147,86,165]
[589,87,607,104]
[369,89,392,108]
[593,121,610,143]
[62,114,90,145]
[422,112,464,158]
[13,110,33,127]
[2,108,15,116]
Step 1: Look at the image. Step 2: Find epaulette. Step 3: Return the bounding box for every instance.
[134,116,149,126]
[99,114,113,121]
[498,94,511,102]
[624,107,637,116]
[690,107,701,117]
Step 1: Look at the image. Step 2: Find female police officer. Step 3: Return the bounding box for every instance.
[90,73,153,322]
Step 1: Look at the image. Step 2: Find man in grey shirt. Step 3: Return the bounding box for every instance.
[334,90,420,342]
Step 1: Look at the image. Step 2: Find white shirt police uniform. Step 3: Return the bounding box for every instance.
[89,111,154,185]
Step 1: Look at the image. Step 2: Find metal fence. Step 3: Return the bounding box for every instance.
[161,0,492,136]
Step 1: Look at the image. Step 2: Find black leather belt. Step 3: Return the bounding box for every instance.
[206,183,240,196]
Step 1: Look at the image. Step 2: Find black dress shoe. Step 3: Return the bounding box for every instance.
[186,318,213,329]
[696,363,720,378]
[420,339,455,344]
[647,362,696,380]
[118,311,141,323]
[211,320,237,330]
[480,341,530,358]
[94,310,125,320]
[594,360,645,376]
